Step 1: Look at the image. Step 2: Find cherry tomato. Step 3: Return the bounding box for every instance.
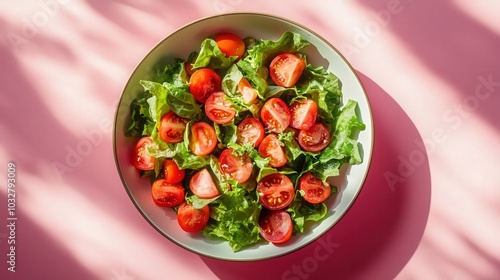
[189,122,217,156]
[151,179,185,207]
[132,137,155,170]
[237,77,258,104]
[259,210,293,244]
[299,172,331,204]
[158,111,189,144]
[215,33,246,61]
[163,159,185,184]
[205,91,236,124]
[218,148,253,183]
[290,99,318,130]
[297,123,331,152]
[189,68,222,103]
[184,62,194,75]
[260,97,291,134]
[190,168,220,199]
[236,117,265,147]
[258,134,287,168]
[177,202,210,233]
[269,53,306,87]
[257,173,294,210]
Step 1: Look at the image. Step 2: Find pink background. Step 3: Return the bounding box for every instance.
[1,1,499,279]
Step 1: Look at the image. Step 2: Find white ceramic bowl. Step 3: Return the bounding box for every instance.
[113,13,373,261]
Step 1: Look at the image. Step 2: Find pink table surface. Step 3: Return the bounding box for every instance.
[1,1,499,279]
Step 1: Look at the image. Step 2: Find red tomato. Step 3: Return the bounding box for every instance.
[299,172,331,204]
[205,91,236,124]
[190,168,220,199]
[236,117,265,147]
[237,77,258,103]
[189,122,217,156]
[298,123,331,152]
[218,148,253,183]
[290,99,318,130]
[158,111,189,144]
[269,53,306,87]
[163,159,185,184]
[151,179,185,207]
[258,134,287,168]
[260,97,291,134]
[257,173,294,210]
[189,68,222,103]
[132,137,155,170]
[215,33,246,61]
[177,202,210,233]
[184,62,194,75]
[259,210,293,244]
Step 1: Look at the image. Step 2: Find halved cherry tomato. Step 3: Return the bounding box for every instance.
[237,77,258,104]
[190,168,220,199]
[299,172,331,204]
[260,97,291,134]
[236,117,265,147]
[290,99,318,130]
[189,68,222,103]
[215,33,246,61]
[189,122,217,156]
[158,111,189,144]
[205,91,236,124]
[258,134,287,168]
[298,123,331,152]
[218,148,253,183]
[259,210,293,244]
[177,202,210,233]
[269,53,306,87]
[132,137,155,170]
[257,173,294,210]
[151,179,185,207]
[163,159,185,184]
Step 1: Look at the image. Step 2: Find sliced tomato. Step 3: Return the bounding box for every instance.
[236,117,265,147]
[151,179,185,207]
[237,77,258,104]
[163,159,185,184]
[215,33,246,61]
[259,210,293,244]
[205,91,236,124]
[190,168,220,199]
[297,123,331,152]
[299,172,331,204]
[132,137,155,170]
[218,148,253,183]
[257,173,294,210]
[290,99,318,130]
[260,97,291,134]
[258,134,287,168]
[189,68,222,103]
[158,111,189,144]
[189,122,217,156]
[177,202,210,233]
[269,53,306,87]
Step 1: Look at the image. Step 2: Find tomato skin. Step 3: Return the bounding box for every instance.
[189,68,222,103]
[260,97,291,134]
[151,179,185,207]
[158,111,189,144]
[215,33,246,61]
[299,173,331,204]
[236,117,265,147]
[177,202,210,233]
[257,173,295,210]
[290,99,318,130]
[237,77,258,104]
[132,137,155,170]
[297,123,331,152]
[258,134,287,168]
[205,91,236,124]
[259,210,293,244]
[189,122,217,156]
[269,53,306,87]
[218,148,253,183]
[163,159,185,184]
[190,168,220,199]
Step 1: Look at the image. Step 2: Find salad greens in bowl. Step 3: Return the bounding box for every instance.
[113,13,373,261]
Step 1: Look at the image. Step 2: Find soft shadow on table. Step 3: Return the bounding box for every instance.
[201,72,432,280]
